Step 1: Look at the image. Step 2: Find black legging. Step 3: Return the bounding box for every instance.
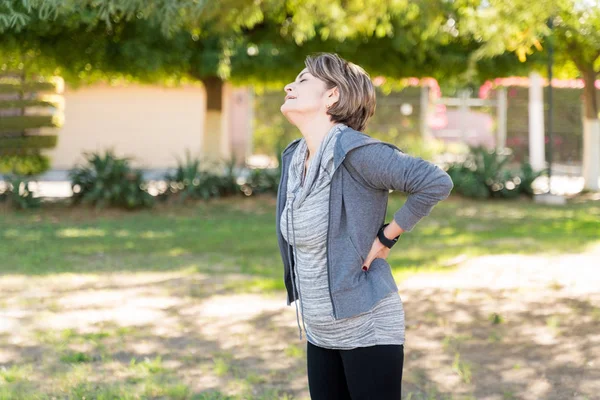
[307,340,404,399]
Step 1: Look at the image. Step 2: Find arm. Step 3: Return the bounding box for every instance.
[344,142,454,232]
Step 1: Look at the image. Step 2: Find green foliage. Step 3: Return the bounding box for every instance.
[164,150,215,202]
[461,0,600,117]
[60,351,93,363]
[446,146,546,199]
[1,0,596,91]
[0,0,529,88]
[0,99,57,109]
[68,149,154,209]
[0,74,60,176]
[518,162,541,197]
[0,134,57,151]
[219,157,243,197]
[240,167,280,196]
[0,115,59,132]
[447,162,490,199]
[452,352,473,384]
[164,150,243,202]
[0,174,41,209]
[0,152,49,175]
[0,80,56,93]
[489,312,504,325]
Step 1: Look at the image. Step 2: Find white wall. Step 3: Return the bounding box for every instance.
[48,83,206,170]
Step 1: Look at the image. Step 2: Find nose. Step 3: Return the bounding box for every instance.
[284,83,293,93]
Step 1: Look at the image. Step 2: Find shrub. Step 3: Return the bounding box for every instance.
[0,153,50,175]
[68,149,154,209]
[217,157,242,197]
[240,167,280,196]
[164,150,242,202]
[446,146,545,199]
[0,174,41,209]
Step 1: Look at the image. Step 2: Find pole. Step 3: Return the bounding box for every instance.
[420,85,431,140]
[496,87,507,152]
[528,72,546,172]
[459,89,469,143]
[546,17,554,194]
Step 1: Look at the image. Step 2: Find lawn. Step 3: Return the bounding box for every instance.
[0,194,599,399]
[1,193,598,279]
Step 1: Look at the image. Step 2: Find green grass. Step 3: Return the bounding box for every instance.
[0,364,32,384]
[452,352,473,385]
[7,194,597,400]
[1,194,599,284]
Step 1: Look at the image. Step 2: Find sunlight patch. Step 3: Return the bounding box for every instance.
[56,228,106,238]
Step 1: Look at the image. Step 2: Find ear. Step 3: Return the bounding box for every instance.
[327,86,340,104]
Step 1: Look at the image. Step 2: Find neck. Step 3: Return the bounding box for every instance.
[295,115,337,158]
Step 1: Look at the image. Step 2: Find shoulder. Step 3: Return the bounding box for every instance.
[343,138,405,170]
[336,126,375,149]
[338,126,403,153]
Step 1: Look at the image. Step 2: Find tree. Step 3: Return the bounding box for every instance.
[2,0,515,84]
[459,0,600,190]
[0,0,538,164]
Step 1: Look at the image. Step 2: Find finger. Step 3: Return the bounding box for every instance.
[362,255,373,271]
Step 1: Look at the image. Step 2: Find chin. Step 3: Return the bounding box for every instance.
[280,103,297,117]
[280,107,300,126]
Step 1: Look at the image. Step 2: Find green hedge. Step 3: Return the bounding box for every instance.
[0,135,58,151]
[0,74,60,176]
[0,99,58,109]
[0,115,59,132]
[0,153,50,175]
[0,81,57,94]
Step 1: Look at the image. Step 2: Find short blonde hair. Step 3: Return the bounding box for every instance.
[304,53,376,132]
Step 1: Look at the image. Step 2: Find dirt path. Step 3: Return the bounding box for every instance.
[1,245,599,399]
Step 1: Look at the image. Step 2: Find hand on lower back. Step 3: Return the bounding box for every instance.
[362,238,390,271]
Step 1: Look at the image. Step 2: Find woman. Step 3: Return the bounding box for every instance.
[275,53,453,399]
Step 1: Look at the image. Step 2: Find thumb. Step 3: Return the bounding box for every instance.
[363,241,380,271]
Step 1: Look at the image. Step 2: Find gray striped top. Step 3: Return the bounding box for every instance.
[280,123,405,350]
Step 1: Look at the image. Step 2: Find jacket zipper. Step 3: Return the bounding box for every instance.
[326,185,337,319]
[327,153,349,320]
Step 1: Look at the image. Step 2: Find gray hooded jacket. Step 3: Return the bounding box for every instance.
[276,126,453,335]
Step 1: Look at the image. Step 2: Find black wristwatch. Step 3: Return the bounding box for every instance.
[377,223,400,249]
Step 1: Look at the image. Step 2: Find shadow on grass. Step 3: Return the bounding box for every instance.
[3,279,597,399]
[0,296,306,399]
[400,287,600,400]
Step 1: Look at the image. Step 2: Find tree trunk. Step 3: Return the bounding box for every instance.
[581,68,599,191]
[200,76,229,167]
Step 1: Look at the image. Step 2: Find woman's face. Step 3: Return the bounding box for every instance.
[280,68,333,121]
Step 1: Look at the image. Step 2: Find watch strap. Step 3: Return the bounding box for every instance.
[377,223,399,249]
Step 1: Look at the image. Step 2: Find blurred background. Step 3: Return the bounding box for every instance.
[0,1,599,399]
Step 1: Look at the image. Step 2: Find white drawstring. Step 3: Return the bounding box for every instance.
[290,194,308,339]
[286,192,304,340]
